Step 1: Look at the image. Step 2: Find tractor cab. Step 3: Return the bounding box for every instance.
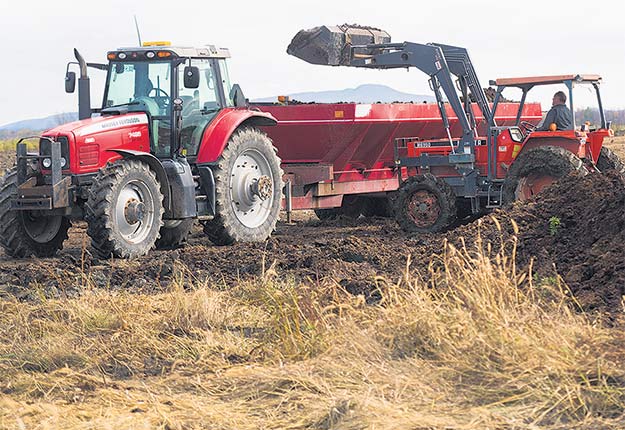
[490,74,613,165]
[100,42,238,159]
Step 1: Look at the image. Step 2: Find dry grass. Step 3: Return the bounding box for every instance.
[1,222,624,429]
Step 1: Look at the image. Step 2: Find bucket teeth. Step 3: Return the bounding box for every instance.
[287,24,391,66]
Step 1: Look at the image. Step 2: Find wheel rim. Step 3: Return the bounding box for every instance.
[114,179,156,244]
[515,173,557,201]
[229,148,274,228]
[21,212,63,244]
[407,189,441,228]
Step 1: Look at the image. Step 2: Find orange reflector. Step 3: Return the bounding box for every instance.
[334,110,344,118]
[277,95,288,103]
[107,53,116,60]
[157,51,172,58]
[143,41,171,47]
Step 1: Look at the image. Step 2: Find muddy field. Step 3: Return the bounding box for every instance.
[1,140,624,318]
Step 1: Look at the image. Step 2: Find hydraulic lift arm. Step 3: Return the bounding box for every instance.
[347,41,478,158]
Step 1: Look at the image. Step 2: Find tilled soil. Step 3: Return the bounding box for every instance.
[1,150,624,318]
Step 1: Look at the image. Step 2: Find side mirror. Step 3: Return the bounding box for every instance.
[184,66,200,89]
[230,84,247,107]
[65,71,76,93]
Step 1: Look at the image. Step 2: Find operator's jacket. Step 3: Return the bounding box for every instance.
[537,104,573,131]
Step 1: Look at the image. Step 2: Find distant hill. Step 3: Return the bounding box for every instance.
[253,84,434,104]
[0,112,78,135]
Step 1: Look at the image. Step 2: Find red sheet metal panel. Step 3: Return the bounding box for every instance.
[258,102,542,179]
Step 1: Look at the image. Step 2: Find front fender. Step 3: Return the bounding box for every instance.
[195,108,277,164]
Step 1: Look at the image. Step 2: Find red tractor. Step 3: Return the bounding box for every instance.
[0,43,284,258]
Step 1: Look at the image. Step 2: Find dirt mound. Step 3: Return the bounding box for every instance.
[458,172,625,316]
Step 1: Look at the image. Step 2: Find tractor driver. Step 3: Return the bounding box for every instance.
[536,91,573,131]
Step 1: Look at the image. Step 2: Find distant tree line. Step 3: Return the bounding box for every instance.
[0,129,39,140]
[576,108,625,133]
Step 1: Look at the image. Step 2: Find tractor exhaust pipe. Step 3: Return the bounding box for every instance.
[287,24,391,66]
[74,48,92,120]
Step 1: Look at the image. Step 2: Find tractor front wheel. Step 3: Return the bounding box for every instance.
[0,168,71,258]
[85,159,164,259]
[202,128,283,245]
[394,174,457,233]
[503,146,587,204]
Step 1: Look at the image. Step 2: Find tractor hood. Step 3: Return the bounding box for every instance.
[44,113,149,138]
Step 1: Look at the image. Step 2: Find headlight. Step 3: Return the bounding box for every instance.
[42,158,52,168]
[60,158,67,168]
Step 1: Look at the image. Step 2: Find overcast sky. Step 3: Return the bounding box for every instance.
[1,0,624,126]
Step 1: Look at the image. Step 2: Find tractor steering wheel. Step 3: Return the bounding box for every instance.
[520,121,537,133]
[149,87,169,98]
[148,87,171,110]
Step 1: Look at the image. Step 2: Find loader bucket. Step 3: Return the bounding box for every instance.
[287,24,391,66]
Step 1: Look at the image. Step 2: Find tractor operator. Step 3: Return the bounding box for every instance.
[536,91,573,131]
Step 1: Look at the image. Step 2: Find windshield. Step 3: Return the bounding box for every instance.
[104,61,172,116]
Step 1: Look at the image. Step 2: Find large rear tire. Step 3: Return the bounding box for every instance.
[203,128,283,246]
[156,219,194,249]
[85,159,164,259]
[596,146,625,180]
[394,174,457,233]
[503,145,588,204]
[0,168,71,258]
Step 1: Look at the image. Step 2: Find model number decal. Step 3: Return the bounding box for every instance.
[77,114,148,137]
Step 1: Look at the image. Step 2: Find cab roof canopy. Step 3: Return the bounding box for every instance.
[491,74,602,88]
[111,44,231,59]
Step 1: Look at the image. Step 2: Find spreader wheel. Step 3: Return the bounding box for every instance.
[394,174,457,233]
[503,145,587,204]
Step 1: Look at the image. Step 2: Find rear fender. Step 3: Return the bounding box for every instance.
[195,108,277,164]
[109,149,172,213]
[514,133,586,162]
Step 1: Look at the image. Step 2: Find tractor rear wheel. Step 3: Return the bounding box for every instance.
[85,159,164,259]
[596,146,625,180]
[202,128,283,245]
[0,168,71,258]
[394,174,457,233]
[503,145,587,204]
[156,219,194,249]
